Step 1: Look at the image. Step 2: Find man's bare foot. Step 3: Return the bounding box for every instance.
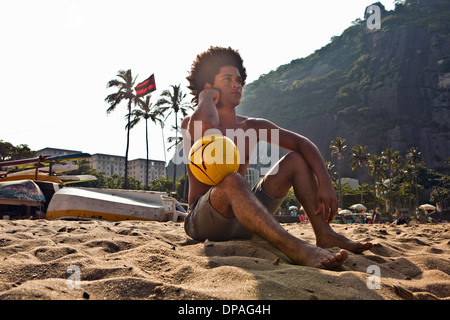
[285,239,348,269]
[316,229,374,254]
[311,247,348,270]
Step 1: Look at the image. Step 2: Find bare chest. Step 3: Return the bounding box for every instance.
[216,125,259,167]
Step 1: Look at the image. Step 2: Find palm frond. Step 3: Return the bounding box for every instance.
[159,89,172,97]
[106,79,123,89]
[106,104,117,114]
[105,92,127,114]
[155,96,171,105]
[126,114,142,130]
[116,69,130,81]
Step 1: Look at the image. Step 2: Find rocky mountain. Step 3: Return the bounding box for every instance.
[237,0,450,177]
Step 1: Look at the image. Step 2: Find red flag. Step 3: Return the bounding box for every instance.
[135,74,156,97]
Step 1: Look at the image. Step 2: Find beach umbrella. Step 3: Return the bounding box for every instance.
[350,203,367,211]
[418,204,436,211]
[338,209,352,215]
[289,206,298,211]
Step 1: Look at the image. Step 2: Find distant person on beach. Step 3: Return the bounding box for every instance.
[181,46,373,269]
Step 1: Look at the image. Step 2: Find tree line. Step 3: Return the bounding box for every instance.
[328,137,449,217]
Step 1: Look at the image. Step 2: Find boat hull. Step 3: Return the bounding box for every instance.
[0,179,51,219]
[0,179,46,206]
[46,187,186,222]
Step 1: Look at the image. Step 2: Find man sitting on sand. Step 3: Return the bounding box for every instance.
[181,46,373,269]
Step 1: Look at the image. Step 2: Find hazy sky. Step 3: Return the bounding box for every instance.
[0,0,395,163]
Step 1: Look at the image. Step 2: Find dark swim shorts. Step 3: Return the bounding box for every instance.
[184,178,285,241]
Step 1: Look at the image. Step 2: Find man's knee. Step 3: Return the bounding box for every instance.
[219,172,248,190]
[277,152,310,173]
[211,173,249,218]
[283,151,305,164]
[263,152,305,177]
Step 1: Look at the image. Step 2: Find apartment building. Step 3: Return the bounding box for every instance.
[89,154,166,185]
[128,158,166,184]
[89,153,126,177]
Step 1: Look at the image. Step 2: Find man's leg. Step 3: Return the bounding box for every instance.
[261,152,373,253]
[209,172,348,269]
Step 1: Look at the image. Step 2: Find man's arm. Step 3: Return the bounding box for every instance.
[188,88,220,137]
[253,118,338,222]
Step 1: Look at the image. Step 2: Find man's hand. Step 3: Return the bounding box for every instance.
[314,183,338,223]
[201,86,220,106]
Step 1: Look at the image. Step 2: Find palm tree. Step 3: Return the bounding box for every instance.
[325,161,336,181]
[330,137,347,208]
[105,69,138,189]
[367,154,386,213]
[401,163,417,211]
[126,95,163,189]
[381,147,399,212]
[158,120,169,181]
[406,147,422,167]
[156,84,193,190]
[349,144,368,203]
[406,147,423,209]
[390,151,402,210]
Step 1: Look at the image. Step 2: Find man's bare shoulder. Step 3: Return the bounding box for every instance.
[181,116,190,129]
[237,115,277,130]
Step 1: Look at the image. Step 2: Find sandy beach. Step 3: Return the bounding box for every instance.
[0,219,449,301]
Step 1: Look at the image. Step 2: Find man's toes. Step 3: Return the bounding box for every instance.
[322,250,348,268]
[338,249,348,261]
